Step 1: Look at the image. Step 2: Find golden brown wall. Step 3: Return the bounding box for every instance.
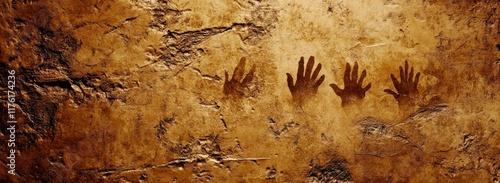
[1,0,499,182]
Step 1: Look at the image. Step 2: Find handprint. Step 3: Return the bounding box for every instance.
[286,56,325,103]
[224,57,256,96]
[384,61,421,107]
[330,62,372,107]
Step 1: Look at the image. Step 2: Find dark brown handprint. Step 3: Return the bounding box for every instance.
[384,61,421,107]
[330,62,372,107]
[286,56,325,103]
[224,57,256,96]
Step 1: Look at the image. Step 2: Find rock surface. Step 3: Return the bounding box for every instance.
[0,0,499,182]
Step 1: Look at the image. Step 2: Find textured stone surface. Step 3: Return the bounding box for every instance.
[0,0,499,182]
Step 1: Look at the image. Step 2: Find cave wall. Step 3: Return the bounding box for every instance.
[1,0,499,182]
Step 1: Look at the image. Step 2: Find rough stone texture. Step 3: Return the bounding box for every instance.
[0,0,499,182]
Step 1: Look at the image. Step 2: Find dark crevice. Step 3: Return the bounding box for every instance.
[35,80,72,90]
[155,117,175,140]
[308,156,352,182]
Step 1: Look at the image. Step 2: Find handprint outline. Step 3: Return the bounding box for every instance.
[330,62,372,107]
[223,57,256,96]
[286,56,325,103]
[384,60,421,107]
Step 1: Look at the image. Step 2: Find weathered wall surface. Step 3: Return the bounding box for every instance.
[0,0,499,182]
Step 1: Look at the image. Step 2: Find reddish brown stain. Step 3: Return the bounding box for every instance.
[384,60,421,108]
[330,62,372,107]
[286,56,325,104]
[223,57,256,97]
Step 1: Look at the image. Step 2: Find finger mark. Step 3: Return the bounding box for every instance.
[409,67,414,83]
[286,73,295,92]
[404,60,409,81]
[330,83,342,96]
[352,62,359,82]
[390,74,400,91]
[297,57,305,80]
[358,70,367,85]
[344,62,351,85]
[311,63,322,80]
[363,82,372,92]
[399,66,405,82]
[414,72,421,86]
[233,57,246,81]
[314,75,325,89]
[305,56,315,79]
[241,64,256,85]
[384,89,398,97]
